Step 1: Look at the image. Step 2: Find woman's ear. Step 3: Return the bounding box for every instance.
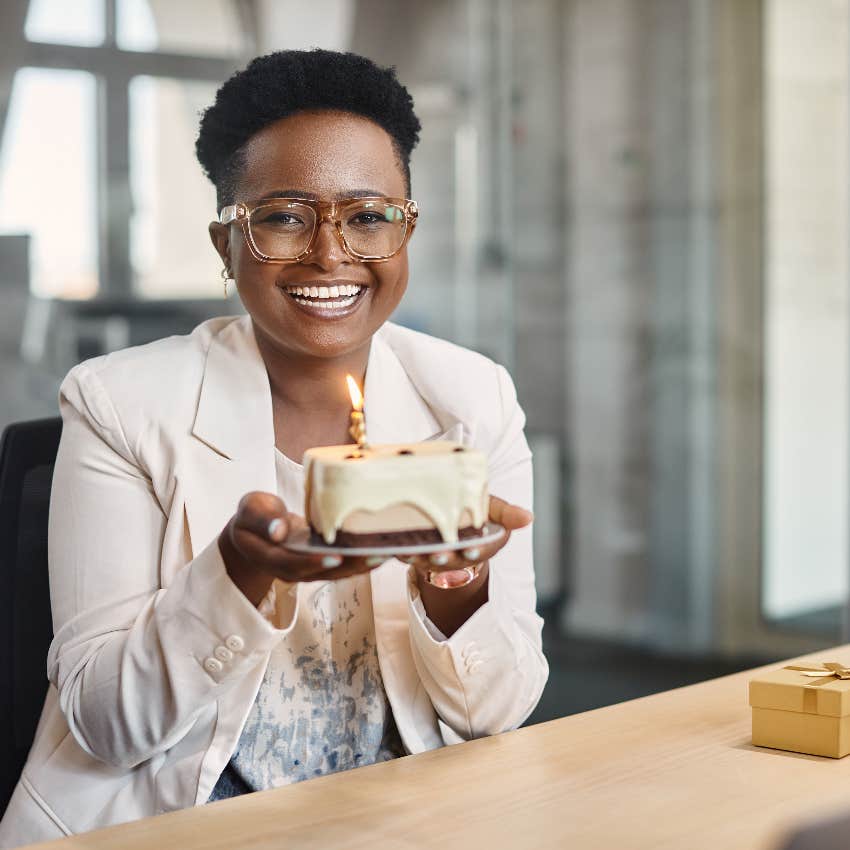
[209,221,231,270]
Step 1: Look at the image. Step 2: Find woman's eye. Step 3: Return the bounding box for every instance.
[349,212,386,227]
[256,212,306,227]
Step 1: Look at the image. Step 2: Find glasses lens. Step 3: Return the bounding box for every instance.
[248,201,316,259]
[341,200,407,258]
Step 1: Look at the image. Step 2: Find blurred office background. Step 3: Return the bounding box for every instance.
[0,0,847,722]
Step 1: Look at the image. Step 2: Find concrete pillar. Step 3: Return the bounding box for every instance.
[562,0,653,642]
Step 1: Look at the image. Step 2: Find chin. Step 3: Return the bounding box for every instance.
[287,324,374,360]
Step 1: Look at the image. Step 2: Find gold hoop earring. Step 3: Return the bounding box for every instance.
[221,267,235,298]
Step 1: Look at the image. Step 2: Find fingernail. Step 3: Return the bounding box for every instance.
[429,552,450,566]
[462,547,481,561]
[366,556,385,567]
[322,555,343,568]
[267,518,285,541]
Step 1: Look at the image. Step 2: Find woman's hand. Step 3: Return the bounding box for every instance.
[401,495,533,584]
[395,496,533,637]
[218,491,380,606]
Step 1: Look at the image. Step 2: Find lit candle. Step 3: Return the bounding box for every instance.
[346,374,369,450]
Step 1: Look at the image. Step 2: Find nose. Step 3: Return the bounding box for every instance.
[305,218,348,271]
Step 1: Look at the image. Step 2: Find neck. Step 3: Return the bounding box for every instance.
[253,327,370,415]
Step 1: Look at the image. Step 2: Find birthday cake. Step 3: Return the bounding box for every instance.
[302,441,489,547]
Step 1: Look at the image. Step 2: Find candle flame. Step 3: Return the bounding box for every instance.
[346,374,364,411]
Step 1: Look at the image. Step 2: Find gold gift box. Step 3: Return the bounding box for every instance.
[749,662,850,758]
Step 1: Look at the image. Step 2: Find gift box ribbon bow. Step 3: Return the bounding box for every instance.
[785,662,850,688]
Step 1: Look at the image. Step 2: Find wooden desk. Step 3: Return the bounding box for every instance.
[27,646,850,850]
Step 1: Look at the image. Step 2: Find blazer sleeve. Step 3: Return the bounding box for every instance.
[405,364,549,743]
[46,362,298,769]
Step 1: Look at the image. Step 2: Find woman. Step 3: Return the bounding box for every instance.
[0,49,548,847]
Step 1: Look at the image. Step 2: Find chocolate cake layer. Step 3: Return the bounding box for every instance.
[309,525,485,548]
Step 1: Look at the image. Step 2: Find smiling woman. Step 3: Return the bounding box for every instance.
[0,49,546,847]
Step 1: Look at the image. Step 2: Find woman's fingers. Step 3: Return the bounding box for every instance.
[227,492,326,580]
[231,525,326,578]
[234,491,291,541]
[403,534,508,574]
[399,498,530,577]
[404,498,531,574]
[301,555,381,582]
[227,492,387,584]
[488,495,533,530]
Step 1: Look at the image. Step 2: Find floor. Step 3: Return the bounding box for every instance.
[523,609,773,727]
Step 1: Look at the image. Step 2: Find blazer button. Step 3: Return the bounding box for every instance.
[203,657,223,674]
[225,634,245,652]
[214,645,233,663]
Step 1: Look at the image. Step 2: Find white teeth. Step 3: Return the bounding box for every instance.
[283,283,365,304]
[292,295,357,309]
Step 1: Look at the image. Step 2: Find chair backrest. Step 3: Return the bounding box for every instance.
[0,416,62,818]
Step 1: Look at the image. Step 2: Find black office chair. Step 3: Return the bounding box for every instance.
[0,416,62,818]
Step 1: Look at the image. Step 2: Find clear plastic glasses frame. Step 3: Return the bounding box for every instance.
[219,196,419,263]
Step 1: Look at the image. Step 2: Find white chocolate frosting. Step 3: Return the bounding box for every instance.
[341,505,475,533]
[303,441,489,544]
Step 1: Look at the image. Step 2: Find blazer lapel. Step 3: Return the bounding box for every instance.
[183,315,277,560]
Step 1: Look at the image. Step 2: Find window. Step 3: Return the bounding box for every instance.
[25,0,104,47]
[0,68,99,299]
[3,0,241,300]
[129,76,221,298]
[763,0,850,625]
[116,0,246,57]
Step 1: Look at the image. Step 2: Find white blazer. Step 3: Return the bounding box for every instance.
[0,314,548,848]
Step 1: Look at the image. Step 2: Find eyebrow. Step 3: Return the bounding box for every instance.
[257,189,389,201]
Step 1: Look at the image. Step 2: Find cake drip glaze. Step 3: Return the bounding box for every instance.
[303,441,489,544]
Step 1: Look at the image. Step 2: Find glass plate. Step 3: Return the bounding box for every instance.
[282,521,506,558]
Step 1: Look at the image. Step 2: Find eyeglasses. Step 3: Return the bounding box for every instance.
[219,196,419,263]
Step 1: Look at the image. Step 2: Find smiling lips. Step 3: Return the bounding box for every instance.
[281,283,366,312]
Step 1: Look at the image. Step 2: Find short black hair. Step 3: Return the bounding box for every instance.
[196,49,421,210]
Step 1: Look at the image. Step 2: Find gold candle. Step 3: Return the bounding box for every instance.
[345,374,369,450]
